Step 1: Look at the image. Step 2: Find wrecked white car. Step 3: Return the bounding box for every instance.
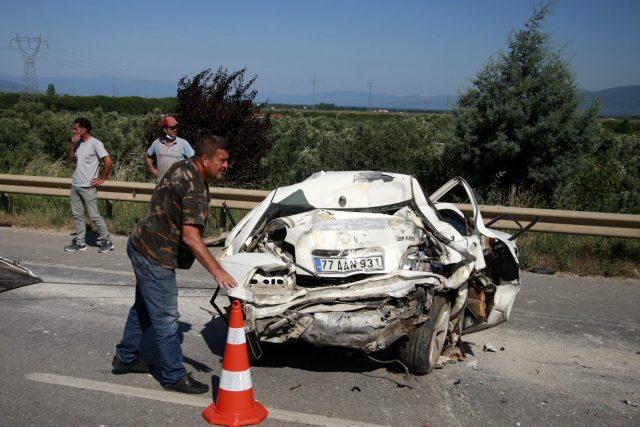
[217,171,522,374]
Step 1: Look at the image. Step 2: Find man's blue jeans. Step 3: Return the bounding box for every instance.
[115,239,186,385]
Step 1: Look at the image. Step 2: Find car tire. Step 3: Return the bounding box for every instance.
[398,294,451,375]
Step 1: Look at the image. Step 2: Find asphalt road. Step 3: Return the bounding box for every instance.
[1,227,639,426]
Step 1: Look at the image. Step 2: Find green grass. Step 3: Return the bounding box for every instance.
[516,233,640,278]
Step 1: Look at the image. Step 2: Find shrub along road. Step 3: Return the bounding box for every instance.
[0,227,638,426]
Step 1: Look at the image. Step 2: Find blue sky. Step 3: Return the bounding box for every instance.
[1,0,638,95]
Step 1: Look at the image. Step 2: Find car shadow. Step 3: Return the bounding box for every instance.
[199,315,404,376]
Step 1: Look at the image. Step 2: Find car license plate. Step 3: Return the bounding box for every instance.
[313,255,384,273]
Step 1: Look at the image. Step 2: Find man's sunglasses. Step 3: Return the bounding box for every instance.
[166,125,178,130]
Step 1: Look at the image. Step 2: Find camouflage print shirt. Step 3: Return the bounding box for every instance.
[130,159,210,269]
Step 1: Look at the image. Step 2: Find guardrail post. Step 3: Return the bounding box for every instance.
[106,200,113,219]
[218,207,227,229]
[0,193,8,212]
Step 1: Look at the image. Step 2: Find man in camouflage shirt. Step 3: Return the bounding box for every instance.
[112,135,236,394]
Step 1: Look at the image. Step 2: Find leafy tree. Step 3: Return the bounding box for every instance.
[262,113,452,190]
[614,118,632,134]
[317,103,337,110]
[46,84,56,96]
[452,2,600,200]
[554,133,640,214]
[175,67,272,186]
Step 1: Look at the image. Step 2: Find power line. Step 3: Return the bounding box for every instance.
[42,49,169,84]
[20,42,173,85]
[48,47,130,77]
[40,52,112,77]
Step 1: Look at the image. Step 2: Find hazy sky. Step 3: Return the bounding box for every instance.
[1,0,638,95]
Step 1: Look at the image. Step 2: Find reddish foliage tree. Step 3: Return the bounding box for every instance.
[175,67,271,186]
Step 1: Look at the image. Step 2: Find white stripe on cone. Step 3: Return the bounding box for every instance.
[226,327,246,345]
[219,368,253,392]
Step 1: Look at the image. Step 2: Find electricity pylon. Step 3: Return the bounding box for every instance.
[312,73,317,107]
[10,34,48,95]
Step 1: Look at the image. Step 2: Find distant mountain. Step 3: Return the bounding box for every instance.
[580,86,640,117]
[0,74,638,116]
[256,91,457,111]
[0,80,22,92]
[0,75,176,98]
[260,86,640,116]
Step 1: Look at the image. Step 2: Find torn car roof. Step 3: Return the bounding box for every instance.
[271,171,415,209]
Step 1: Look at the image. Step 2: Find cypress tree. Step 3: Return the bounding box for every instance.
[452,2,600,201]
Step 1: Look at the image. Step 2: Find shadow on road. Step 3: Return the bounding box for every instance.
[71,228,101,248]
[133,321,215,384]
[199,315,406,376]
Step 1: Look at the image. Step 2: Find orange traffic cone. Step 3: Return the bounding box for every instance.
[202,300,268,426]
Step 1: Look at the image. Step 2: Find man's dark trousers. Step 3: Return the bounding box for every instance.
[115,239,187,385]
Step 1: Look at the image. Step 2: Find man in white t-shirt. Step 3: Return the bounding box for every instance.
[64,117,114,253]
[145,116,195,182]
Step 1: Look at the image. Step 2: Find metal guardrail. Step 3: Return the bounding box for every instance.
[1,174,639,238]
[0,174,264,210]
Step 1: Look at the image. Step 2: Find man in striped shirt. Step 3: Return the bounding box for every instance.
[145,115,195,182]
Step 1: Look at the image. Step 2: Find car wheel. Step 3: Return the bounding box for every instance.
[398,295,451,375]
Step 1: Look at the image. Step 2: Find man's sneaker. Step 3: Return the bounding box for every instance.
[98,239,115,253]
[163,373,209,394]
[111,355,151,374]
[64,240,87,251]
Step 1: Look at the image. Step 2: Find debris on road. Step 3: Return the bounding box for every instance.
[529,266,556,275]
[289,384,301,391]
[621,399,639,407]
[453,379,461,385]
[350,386,361,392]
[465,359,481,370]
[483,342,498,352]
[436,354,462,369]
[0,256,42,292]
[572,361,593,369]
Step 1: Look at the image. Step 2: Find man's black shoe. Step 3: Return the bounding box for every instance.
[163,373,209,394]
[111,355,151,374]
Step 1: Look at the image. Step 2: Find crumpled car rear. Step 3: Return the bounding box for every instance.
[216,171,521,372]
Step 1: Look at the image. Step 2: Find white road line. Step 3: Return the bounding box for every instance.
[25,373,385,427]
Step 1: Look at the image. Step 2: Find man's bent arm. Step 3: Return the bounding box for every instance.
[91,155,112,187]
[145,154,157,177]
[66,142,77,162]
[182,224,237,289]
